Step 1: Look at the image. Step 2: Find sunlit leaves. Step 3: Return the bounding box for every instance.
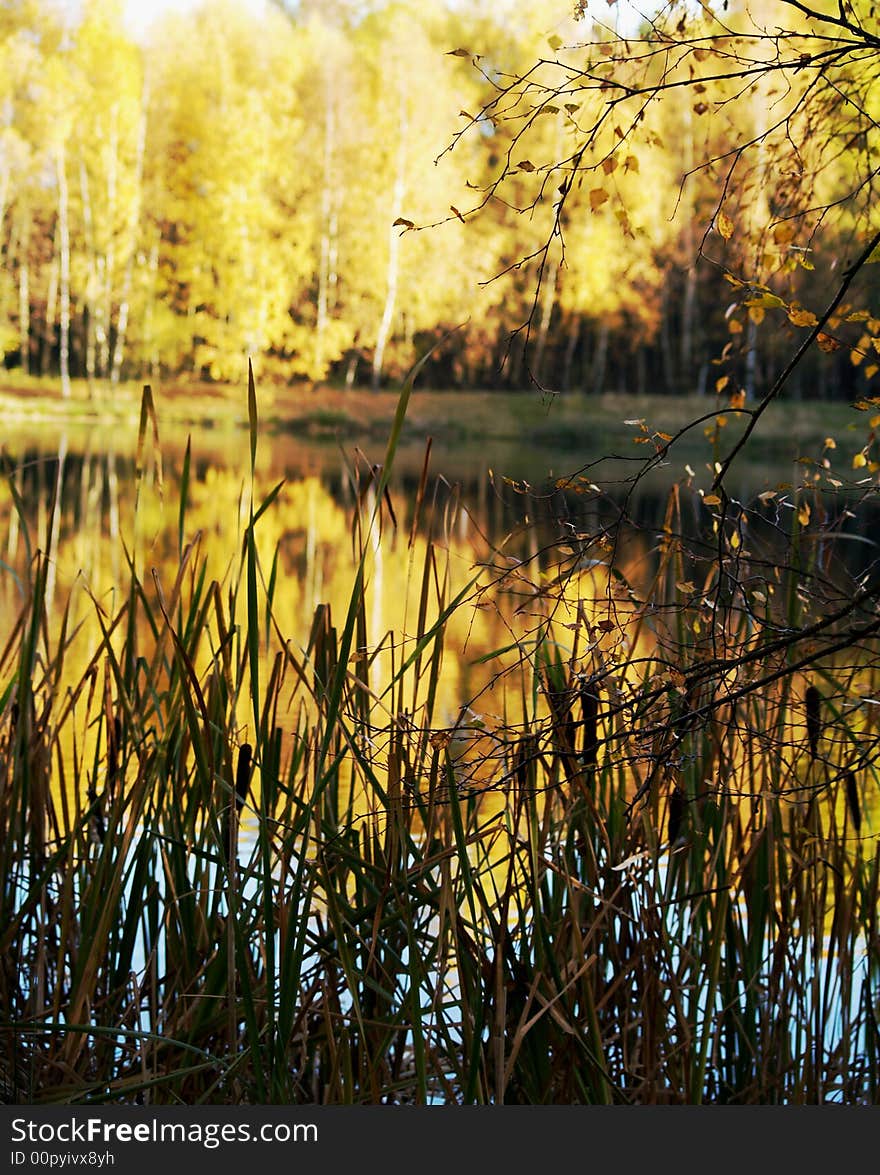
[589,187,609,212]
[772,222,795,246]
[745,292,785,309]
[788,306,818,327]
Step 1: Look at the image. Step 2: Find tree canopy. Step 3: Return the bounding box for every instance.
[0,0,876,397]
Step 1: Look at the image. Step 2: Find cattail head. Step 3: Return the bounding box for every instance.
[107,715,122,800]
[805,685,822,760]
[667,785,686,845]
[235,743,252,814]
[844,770,861,834]
[580,682,599,766]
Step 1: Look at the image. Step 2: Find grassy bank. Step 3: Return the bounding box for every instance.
[0,370,862,463]
[2,370,879,1105]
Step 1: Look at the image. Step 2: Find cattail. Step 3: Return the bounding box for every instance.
[545,677,578,779]
[844,770,861,834]
[235,743,252,814]
[221,743,252,865]
[580,682,599,767]
[88,781,105,845]
[805,685,822,760]
[106,715,121,801]
[667,785,686,845]
[514,734,537,796]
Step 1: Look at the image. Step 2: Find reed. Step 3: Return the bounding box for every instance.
[1,370,878,1106]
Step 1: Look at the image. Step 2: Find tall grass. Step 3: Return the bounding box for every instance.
[1,368,878,1105]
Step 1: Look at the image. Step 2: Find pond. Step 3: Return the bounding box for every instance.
[3,383,879,1104]
[1,386,879,815]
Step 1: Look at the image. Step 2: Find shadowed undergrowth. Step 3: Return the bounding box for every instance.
[2,368,879,1105]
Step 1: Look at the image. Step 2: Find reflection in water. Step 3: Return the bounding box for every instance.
[4,413,879,1104]
[1,425,878,837]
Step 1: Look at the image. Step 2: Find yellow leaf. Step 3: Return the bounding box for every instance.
[853,452,868,469]
[867,365,879,379]
[851,348,866,367]
[624,154,639,173]
[703,493,721,506]
[728,318,743,334]
[717,211,734,240]
[773,223,795,245]
[715,376,729,394]
[798,501,811,526]
[788,307,818,328]
[746,292,785,309]
[817,333,840,353]
[729,529,741,550]
[749,306,765,325]
[589,187,609,212]
[824,437,836,449]
[676,581,695,594]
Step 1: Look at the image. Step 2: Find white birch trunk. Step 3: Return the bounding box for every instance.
[57,146,71,398]
[372,99,407,392]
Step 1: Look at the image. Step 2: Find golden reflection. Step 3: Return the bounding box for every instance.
[0,431,876,871]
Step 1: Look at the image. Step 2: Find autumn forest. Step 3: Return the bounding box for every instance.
[1,0,878,401]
